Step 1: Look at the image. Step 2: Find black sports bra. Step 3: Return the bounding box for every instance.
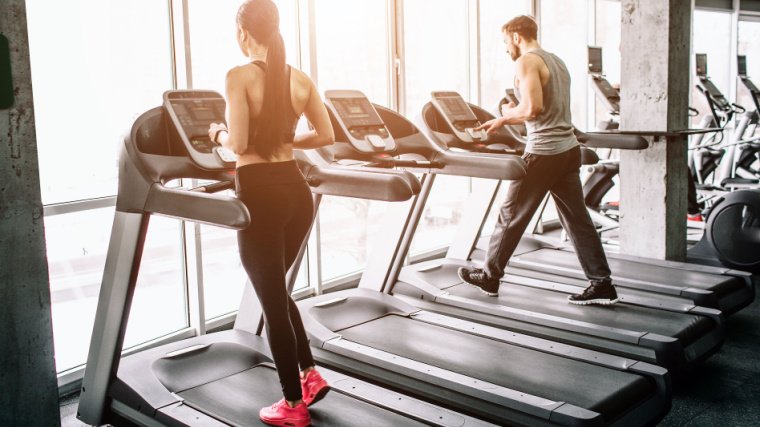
[245,60,300,155]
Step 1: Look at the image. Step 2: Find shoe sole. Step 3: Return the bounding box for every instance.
[457,269,499,297]
[567,297,619,306]
[307,384,331,407]
[259,416,311,427]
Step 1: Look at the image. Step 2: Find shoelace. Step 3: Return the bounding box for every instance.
[271,400,290,411]
[579,285,600,298]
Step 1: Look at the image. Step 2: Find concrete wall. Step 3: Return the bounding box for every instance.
[619,0,692,260]
[0,1,60,425]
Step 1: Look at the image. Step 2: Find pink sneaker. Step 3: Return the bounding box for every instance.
[301,369,331,406]
[259,399,310,427]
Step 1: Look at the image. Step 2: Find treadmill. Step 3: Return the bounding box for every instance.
[378,91,725,373]
[588,46,620,131]
[735,55,760,179]
[295,90,671,426]
[76,90,491,427]
[468,89,755,314]
[464,106,755,315]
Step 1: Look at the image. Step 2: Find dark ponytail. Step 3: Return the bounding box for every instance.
[237,0,290,159]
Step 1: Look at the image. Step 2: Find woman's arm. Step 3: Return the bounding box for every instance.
[209,67,250,155]
[293,79,334,149]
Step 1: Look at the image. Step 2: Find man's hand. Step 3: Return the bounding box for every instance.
[475,117,505,134]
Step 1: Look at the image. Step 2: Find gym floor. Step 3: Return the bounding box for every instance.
[59,283,760,427]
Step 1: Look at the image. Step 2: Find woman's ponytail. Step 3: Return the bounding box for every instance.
[237,0,290,159]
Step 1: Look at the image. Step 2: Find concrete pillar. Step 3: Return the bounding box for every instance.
[0,1,60,426]
[619,0,692,260]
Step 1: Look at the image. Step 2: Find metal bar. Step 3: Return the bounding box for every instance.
[383,174,437,293]
[77,212,150,425]
[43,196,116,217]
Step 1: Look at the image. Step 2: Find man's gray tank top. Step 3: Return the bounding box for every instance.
[514,49,578,155]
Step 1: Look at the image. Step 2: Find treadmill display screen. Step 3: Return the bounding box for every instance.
[192,108,216,121]
[435,95,478,123]
[738,55,747,77]
[331,97,385,128]
[588,46,603,74]
[696,54,708,77]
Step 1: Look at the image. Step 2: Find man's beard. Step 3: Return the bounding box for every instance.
[510,45,521,61]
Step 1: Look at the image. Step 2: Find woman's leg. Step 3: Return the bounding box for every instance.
[238,187,303,402]
[281,184,316,371]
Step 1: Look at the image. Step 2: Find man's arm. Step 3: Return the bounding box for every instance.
[478,54,544,133]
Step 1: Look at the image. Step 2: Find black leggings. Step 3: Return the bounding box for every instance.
[236,160,315,401]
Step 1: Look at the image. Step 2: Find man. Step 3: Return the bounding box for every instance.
[458,15,618,305]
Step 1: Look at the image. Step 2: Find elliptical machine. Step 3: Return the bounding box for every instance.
[686,55,760,273]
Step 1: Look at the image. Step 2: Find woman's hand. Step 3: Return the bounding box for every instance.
[208,122,228,144]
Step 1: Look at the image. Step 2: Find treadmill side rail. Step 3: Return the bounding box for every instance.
[322,337,600,423]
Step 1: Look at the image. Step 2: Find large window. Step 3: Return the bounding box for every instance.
[402,0,469,116]
[318,198,390,281]
[409,176,471,256]
[27,0,173,204]
[593,0,621,127]
[47,210,187,372]
[26,0,185,374]
[46,207,113,373]
[737,19,760,111]
[539,0,590,129]
[478,0,532,110]
[692,9,733,124]
[313,0,390,106]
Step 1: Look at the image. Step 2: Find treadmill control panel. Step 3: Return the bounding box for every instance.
[738,55,748,77]
[696,53,708,77]
[588,46,603,74]
[325,90,395,153]
[163,90,237,170]
[430,91,488,143]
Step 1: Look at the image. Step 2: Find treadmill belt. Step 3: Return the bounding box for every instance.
[338,315,653,421]
[447,282,713,345]
[514,248,740,294]
[179,365,427,427]
[417,262,713,344]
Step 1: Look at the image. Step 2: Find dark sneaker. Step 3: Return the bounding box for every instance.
[457,267,500,296]
[567,283,619,306]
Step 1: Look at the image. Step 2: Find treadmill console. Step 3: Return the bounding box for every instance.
[696,53,708,77]
[430,91,488,142]
[324,90,394,153]
[588,46,603,75]
[163,90,237,170]
[694,54,731,111]
[737,56,760,112]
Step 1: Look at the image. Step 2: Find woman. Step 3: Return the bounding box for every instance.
[208,1,334,425]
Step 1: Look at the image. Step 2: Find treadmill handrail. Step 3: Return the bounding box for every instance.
[575,129,649,150]
[144,184,250,230]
